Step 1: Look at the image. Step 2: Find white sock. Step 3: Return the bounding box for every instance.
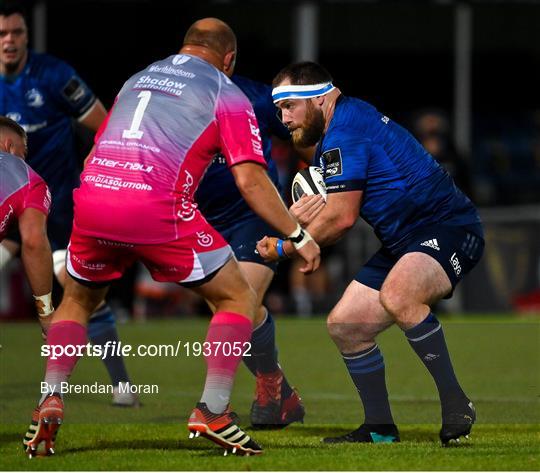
[52,249,67,280]
[0,244,13,270]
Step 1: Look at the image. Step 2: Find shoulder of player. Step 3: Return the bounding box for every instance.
[328,96,385,138]
[25,161,47,184]
[320,120,372,161]
[334,96,380,122]
[232,76,279,125]
[232,75,269,98]
[0,152,33,187]
[27,51,76,82]
[217,74,256,112]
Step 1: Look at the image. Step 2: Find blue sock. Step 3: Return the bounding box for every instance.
[88,304,130,386]
[405,313,465,402]
[243,310,293,398]
[342,345,394,425]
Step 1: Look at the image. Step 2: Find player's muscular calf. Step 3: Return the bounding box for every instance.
[327,281,394,353]
[52,277,109,325]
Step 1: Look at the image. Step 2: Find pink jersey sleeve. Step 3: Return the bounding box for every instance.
[216,81,267,169]
[23,170,51,216]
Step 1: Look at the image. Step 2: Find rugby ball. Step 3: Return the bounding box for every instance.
[291,166,327,203]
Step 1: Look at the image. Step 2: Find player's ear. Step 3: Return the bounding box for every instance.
[223,50,236,77]
[314,95,326,107]
[6,138,15,155]
[6,138,16,156]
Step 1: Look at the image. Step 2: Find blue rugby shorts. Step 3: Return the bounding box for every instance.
[355,224,484,298]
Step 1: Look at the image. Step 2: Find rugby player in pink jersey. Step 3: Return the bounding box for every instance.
[0,116,53,326]
[24,18,319,457]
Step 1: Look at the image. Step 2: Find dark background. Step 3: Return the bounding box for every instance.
[39,1,540,117]
[35,0,540,207]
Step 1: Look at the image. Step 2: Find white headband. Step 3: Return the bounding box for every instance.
[272,82,335,103]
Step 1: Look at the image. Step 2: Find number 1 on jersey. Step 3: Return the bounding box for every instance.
[122,90,151,139]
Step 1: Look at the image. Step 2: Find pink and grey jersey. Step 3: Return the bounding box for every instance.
[0,151,51,241]
[74,54,266,244]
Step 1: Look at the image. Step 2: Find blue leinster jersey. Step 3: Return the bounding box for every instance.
[317,96,481,251]
[0,51,96,199]
[196,75,290,229]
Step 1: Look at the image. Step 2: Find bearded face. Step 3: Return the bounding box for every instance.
[290,100,325,148]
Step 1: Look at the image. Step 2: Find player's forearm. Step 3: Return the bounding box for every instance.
[21,237,53,297]
[79,100,107,132]
[306,209,355,247]
[241,178,298,237]
[297,190,361,248]
[280,210,347,257]
[233,165,298,237]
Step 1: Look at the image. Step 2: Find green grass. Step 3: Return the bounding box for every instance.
[1,315,539,470]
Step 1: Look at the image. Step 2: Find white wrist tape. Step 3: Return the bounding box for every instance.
[292,229,314,250]
[33,292,54,317]
[287,223,303,240]
[286,223,314,250]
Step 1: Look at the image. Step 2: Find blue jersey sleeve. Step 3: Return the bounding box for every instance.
[47,59,96,119]
[319,127,370,193]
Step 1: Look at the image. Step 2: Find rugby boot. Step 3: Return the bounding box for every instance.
[23,393,63,458]
[250,369,282,429]
[440,396,476,446]
[251,370,306,429]
[188,402,262,456]
[279,388,305,427]
[323,423,400,443]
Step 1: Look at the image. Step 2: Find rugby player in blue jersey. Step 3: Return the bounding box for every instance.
[195,74,305,428]
[258,62,484,445]
[0,4,136,406]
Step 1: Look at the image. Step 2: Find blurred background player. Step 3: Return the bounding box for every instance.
[196,73,305,429]
[23,18,319,457]
[259,61,484,445]
[411,108,473,199]
[0,3,136,406]
[0,116,53,328]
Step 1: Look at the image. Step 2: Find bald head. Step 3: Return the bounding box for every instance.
[183,18,236,57]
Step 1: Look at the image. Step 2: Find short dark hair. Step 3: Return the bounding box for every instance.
[0,115,27,140]
[0,1,28,20]
[272,62,333,88]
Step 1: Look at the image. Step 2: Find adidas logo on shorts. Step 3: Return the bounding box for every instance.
[420,238,440,251]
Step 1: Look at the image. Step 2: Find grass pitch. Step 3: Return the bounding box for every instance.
[1,315,539,470]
